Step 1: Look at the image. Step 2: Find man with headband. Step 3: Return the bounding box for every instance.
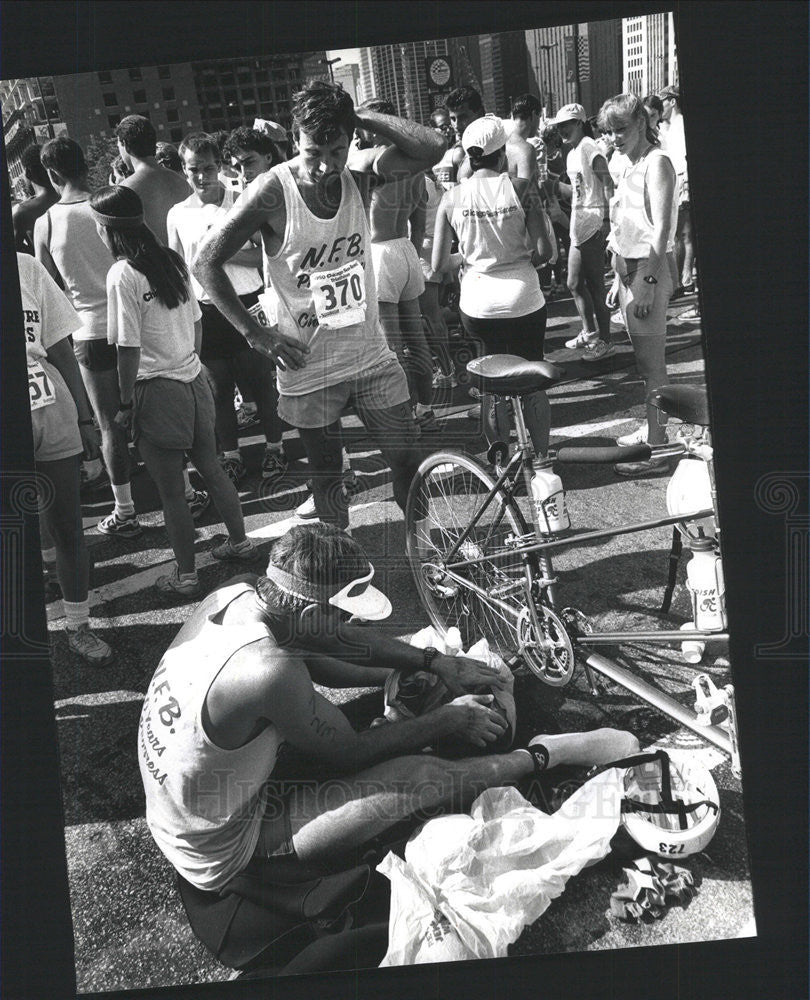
[138,522,637,898]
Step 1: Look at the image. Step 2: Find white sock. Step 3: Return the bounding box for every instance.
[111,482,135,518]
[415,402,432,417]
[63,599,89,631]
[182,468,195,501]
[266,441,283,454]
[84,457,103,479]
[223,449,240,460]
[342,449,351,473]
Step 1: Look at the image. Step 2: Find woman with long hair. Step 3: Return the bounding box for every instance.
[597,93,678,476]
[90,185,257,596]
[432,115,555,456]
[551,103,615,361]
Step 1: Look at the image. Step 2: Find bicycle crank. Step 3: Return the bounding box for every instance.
[517,604,575,686]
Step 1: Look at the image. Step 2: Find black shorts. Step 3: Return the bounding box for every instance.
[459,305,548,362]
[74,338,117,373]
[199,289,262,362]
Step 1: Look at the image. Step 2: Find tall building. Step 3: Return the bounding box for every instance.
[525,20,623,119]
[191,51,328,135]
[2,64,202,196]
[622,13,678,96]
[333,62,360,105]
[357,39,452,122]
[477,32,531,118]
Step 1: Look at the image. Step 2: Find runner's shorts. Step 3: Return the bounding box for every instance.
[277,357,410,429]
[74,337,117,373]
[371,238,425,303]
[199,289,262,362]
[31,359,83,463]
[132,371,216,450]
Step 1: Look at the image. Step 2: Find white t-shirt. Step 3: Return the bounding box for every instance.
[166,186,262,303]
[566,136,608,246]
[106,260,202,382]
[18,253,84,363]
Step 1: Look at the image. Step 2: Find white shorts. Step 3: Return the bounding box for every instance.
[371,238,425,303]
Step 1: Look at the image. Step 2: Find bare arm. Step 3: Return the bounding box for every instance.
[193,173,308,370]
[515,178,553,264]
[116,345,141,405]
[45,338,99,459]
[409,175,427,255]
[509,139,537,181]
[430,194,454,277]
[193,318,202,357]
[33,215,65,288]
[352,108,445,181]
[642,153,677,280]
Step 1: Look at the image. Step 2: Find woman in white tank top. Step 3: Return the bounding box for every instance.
[598,93,678,476]
[432,116,555,454]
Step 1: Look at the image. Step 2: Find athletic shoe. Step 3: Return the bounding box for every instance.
[97,511,143,539]
[432,370,457,389]
[66,623,114,667]
[235,405,259,430]
[581,339,616,362]
[155,566,201,597]
[212,537,259,562]
[186,489,211,520]
[614,456,671,477]
[564,330,599,350]
[342,469,363,499]
[467,404,482,420]
[261,449,288,479]
[295,493,318,519]
[415,409,442,433]
[616,426,669,448]
[220,454,246,485]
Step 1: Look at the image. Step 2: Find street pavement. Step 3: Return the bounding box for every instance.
[48,289,755,992]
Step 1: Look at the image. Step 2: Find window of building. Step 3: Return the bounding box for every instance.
[220,73,235,86]
[257,86,271,102]
[158,66,171,79]
[98,70,113,84]
[162,86,175,102]
[260,102,275,117]
[167,107,179,122]
[238,71,252,85]
[48,104,60,119]
[108,114,121,128]
[170,127,183,142]
[40,79,56,98]
[133,89,147,104]
[272,69,285,81]
[103,92,118,107]
[255,69,269,82]
[129,67,142,81]
[275,86,288,101]
[240,86,255,101]
[223,89,237,106]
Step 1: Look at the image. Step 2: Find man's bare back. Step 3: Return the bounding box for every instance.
[121,164,189,244]
[365,172,422,242]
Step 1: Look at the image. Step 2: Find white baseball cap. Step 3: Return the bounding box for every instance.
[461,115,507,156]
[551,103,587,125]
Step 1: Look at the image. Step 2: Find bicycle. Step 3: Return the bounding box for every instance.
[404,354,740,769]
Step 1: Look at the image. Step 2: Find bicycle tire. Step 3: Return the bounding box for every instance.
[405,449,538,662]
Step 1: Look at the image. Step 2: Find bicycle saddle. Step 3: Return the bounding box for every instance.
[466,355,566,395]
[649,385,710,425]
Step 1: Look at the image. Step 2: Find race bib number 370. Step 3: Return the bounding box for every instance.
[28,360,57,411]
[312,259,367,330]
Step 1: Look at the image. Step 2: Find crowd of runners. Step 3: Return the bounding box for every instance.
[15,78,693,672]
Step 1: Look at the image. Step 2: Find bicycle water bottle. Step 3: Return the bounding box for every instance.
[686,537,726,630]
[530,459,570,534]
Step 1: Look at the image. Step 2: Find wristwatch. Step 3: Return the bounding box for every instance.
[422,646,440,671]
[642,274,658,285]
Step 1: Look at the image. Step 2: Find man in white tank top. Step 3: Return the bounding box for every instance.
[139,523,637,890]
[193,81,447,531]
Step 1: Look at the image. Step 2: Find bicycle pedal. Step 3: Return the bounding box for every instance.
[693,674,728,727]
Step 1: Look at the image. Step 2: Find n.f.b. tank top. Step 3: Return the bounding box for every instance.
[264,162,394,396]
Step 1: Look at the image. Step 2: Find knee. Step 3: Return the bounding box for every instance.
[566,273,580,294]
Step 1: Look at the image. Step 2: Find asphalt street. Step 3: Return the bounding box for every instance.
[47,290,755,992]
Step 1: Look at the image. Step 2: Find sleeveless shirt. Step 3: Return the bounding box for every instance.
[449,172,545,319]
[139,582,285,891]
[263,162,395,396]
[608,147,678,259]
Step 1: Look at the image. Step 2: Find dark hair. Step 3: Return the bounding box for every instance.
[291,80,355,144]
[643,94,664,116]
[445,87,483,113]
[257,524,371,614]
[110,155,132,180]
[541,124,562,148]
[223,126,280,164]
[177,132,220,164]
[89,186,190,309]
[468,146,504,172]
[511,93,541,120]
[658,85,681,110]
[361,97,397,117]
[115,115,157,158]
[155,141,183,172]
[40,137,87,181]
[430,107,449,125]
[598,93,660,147]
[21,144,54,189]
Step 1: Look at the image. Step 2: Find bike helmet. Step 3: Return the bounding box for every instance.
[619,750,720,858]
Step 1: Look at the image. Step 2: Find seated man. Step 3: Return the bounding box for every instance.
[139,522,637,895]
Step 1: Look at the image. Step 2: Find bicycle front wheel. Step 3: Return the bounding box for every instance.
[405,450,537,660]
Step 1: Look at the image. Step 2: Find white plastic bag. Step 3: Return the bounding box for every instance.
[378,769,625,965]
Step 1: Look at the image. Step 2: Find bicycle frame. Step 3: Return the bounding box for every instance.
[428,390,733,755]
